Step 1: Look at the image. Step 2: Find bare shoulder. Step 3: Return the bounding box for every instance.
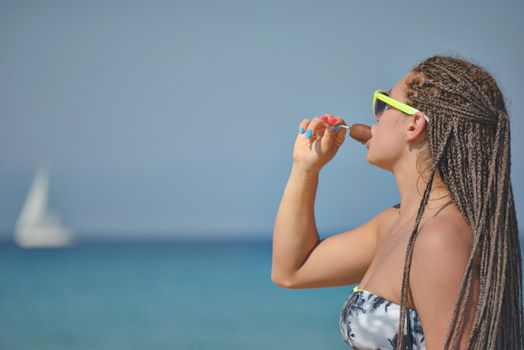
[417,211,478,266]
[410,210,480,347]
[380,203,401,223]
[412,217,472,279]
[422,210,473,244]
[375,203,402,242]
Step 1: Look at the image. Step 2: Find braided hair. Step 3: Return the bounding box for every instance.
[395,55,523,349]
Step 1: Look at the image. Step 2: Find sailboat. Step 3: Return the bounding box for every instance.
[14,166,74,248]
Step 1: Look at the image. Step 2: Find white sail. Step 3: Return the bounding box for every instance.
[14,166,74,248]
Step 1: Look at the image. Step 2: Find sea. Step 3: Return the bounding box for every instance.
[1,236,523,350]
[0,237,352,350]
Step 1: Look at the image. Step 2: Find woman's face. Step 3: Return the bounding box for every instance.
[366,72,415,172]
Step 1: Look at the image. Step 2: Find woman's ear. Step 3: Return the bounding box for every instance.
[405,112,427,142]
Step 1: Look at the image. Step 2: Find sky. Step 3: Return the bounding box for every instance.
[1,0,523,239]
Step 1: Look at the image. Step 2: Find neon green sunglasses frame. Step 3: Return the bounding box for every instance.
[372,89,430,122]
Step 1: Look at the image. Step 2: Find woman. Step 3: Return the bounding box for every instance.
[271,55,523,349]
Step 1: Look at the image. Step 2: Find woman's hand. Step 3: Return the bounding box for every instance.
[293,114,347,175]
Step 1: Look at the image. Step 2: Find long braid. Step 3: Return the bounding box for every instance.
[396,124,453,349]
[394,55,523,349]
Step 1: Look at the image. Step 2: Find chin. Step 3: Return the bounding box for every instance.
[365,154,378,168]
[365,150,375,165]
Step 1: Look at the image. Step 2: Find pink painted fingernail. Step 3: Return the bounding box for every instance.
[321,115,329,121]
[329,117,337,124]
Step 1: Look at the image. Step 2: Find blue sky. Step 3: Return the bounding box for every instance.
[1,0,523,239]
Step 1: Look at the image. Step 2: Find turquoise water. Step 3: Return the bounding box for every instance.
[0,239,352,350]
[1,237,523,350]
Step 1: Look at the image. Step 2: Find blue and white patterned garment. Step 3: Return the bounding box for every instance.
[339,285,426,349]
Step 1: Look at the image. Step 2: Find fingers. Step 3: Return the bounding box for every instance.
[299,114,342,140]
[322,115,347,149]
[298,113,347,149]
[298,119,311,136]
[304,116,327,140]
[321,113,340,125]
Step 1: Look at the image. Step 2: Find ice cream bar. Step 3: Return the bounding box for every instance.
[338,124,372,144]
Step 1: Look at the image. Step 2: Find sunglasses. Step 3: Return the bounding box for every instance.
[372,89,430,122]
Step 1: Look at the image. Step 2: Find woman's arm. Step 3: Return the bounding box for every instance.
[272,115,382,288]
[271,164,320,286]
[271,164,389,289]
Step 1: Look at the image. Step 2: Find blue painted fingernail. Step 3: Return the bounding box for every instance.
[332,126,341,132]
[299,127,305,134]
[305,129,312,139]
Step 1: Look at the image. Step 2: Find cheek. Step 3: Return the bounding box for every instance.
[375,136,402,157]
[367,126,405,166]
[378,118,405,147]
[386,133,405,155]
[374,122,402,148]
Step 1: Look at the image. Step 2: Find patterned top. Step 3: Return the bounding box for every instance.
[339,285,425,349]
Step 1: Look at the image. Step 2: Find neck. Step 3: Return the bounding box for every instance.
[392,155,453,221]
